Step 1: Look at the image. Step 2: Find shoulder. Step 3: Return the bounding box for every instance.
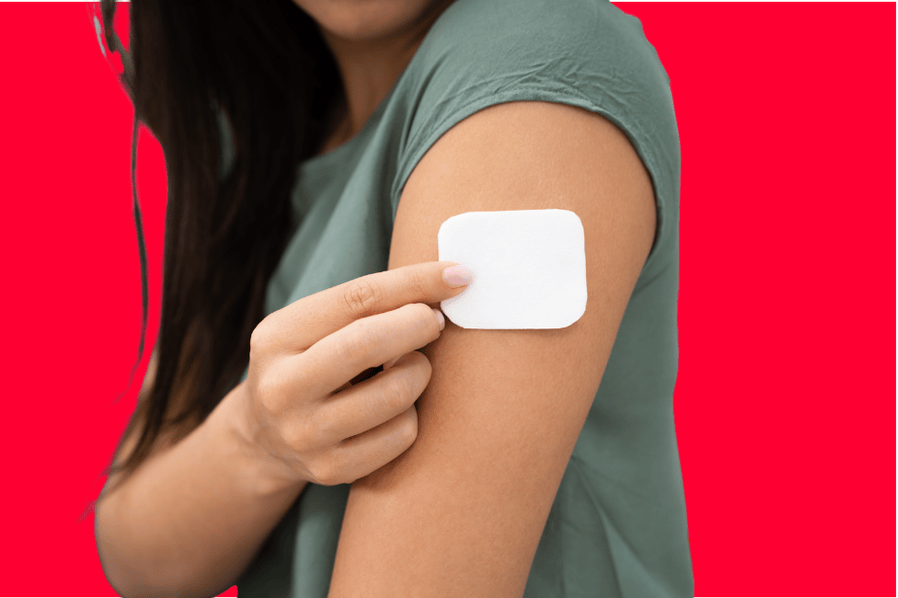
[391,0,678,236]
[424,0,644,47]
[411,0,668,91]
[397,0,676,164]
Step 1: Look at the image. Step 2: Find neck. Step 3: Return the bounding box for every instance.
[317,0,455,141]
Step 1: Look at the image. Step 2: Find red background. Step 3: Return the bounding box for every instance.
[0,2,894,596]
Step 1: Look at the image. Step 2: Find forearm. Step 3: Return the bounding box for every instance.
[95,383,308,598]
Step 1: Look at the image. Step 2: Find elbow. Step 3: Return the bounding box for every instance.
[98,555,201,598]
[97,546,188,598]
[95,498,199,598]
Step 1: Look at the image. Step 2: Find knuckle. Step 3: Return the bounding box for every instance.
[249,320,271,357]
[382,374,412,411]
[411,350,432,373]
[343,279,382,319]
[410,302,440,335]
[398,409,418,446]
[407,268,429,298]
[311,454,341,487]
[408,351,433,386]
[408,302,432,325]
[338,323,376,362]
[255,368,284,413]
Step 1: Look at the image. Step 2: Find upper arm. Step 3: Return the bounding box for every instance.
[327,101,656,597]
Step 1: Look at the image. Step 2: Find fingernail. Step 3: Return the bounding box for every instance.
[442,265,473,288]
[432,308,445,331]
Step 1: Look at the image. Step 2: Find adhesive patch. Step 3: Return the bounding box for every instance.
[438,209,587,329]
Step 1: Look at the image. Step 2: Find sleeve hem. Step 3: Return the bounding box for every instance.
[390,87,667,271]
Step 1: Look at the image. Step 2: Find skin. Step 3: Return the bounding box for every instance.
[97,4,657,597]
[292,0,458,154]
[290,3,657,597]
[326,100,657,597]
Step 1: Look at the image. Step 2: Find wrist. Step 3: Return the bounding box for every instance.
[211,381,309,499]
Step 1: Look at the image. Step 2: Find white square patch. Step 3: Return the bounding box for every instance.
[438,209,587,329]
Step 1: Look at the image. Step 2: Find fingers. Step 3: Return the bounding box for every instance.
[294,303,441,399]
[259,261,472,354]
[312,351,430,445]
[326,405,419,485]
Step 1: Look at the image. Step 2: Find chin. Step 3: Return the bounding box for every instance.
[293,0,439,42]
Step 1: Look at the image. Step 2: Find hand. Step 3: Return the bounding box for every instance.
[238,261,471,488]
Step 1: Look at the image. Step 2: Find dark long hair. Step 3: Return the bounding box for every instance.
[82,0,341,516]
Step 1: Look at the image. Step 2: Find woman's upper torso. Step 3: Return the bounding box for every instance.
[223,0,691,595]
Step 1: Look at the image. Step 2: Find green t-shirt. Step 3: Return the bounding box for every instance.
[226,0,691,595]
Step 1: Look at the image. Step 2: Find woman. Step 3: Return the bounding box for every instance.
[91,0,692,596]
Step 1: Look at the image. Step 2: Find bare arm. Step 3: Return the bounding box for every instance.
[95,355,308,598]
[328,101,656,596]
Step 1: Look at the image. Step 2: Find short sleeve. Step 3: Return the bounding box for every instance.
[390,0,679,272]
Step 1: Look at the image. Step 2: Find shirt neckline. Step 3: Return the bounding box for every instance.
[296,0,463,175]
[298,92,389,174]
